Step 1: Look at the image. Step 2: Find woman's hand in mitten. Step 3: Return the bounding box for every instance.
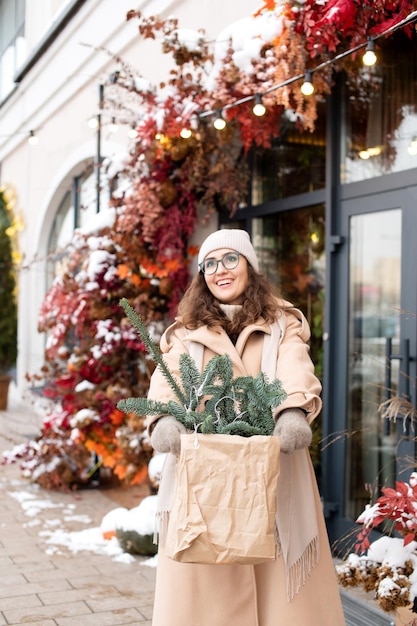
[150,416,187,456]
[273,409,312,454]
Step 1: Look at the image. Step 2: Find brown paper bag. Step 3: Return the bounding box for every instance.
[165,433,280,565]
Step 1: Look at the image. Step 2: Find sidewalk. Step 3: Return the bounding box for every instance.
[0,391,156,626]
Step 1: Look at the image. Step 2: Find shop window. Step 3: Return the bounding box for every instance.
[342,31,417,183]
[251,207,325,472]
[47,163,109,285]
[251,101,326,205]
[0,0,25,100]
[251,205,325,377]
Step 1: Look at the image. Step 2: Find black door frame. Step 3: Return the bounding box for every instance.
[322,170,417,550]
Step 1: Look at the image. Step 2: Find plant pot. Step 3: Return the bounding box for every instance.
[0,374,11,411]
[396,605,417,626]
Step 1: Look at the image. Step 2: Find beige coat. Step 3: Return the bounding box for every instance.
[148,300,346,626]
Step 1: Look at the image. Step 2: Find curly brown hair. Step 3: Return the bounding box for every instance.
[177,266,282,341]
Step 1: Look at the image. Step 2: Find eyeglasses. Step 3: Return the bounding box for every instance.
[199,252,241,275]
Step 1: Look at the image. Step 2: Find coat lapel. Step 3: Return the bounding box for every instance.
[184,322,272,377]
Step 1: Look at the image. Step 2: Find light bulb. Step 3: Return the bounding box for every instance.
[28,131,38,145]
[363,39,377,66]
[128,126,138,139]
[408,137,417,155]
[252,94,266,117]
[109,117,118,133]
[300,71,314,96]
[213,110,226,130]
[180,127,192,139]
[88,117,99,129]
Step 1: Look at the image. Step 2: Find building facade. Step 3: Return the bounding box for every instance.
[1,0,417,548]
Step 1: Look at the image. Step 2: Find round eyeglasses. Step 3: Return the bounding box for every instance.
[199,252,241,275]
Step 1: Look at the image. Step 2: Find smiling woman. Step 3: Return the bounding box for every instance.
[145,228,345,626]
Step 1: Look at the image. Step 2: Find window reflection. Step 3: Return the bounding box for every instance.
[251,102,326,205]
[345,210,401,520]
[47,163,110,284]
[252,206,325,377]
[342,32,417,184]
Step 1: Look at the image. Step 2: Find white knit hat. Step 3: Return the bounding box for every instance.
[198,229,259,272]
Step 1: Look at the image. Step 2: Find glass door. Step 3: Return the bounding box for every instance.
[323,185,417,546]
[345,209,401,521]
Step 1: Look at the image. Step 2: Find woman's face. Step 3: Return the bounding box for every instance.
[203,248,249,305]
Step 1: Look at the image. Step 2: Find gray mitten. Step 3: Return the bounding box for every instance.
[273,408,312,454]
[150,415,187,456]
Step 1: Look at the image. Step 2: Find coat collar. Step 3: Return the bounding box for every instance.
[181,320,271,377]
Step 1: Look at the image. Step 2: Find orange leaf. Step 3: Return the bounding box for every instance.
[114,464,128,479]
[110,408,125,426]
[130,273,141,286]
[117,264,131,279]
[130,464,148,485]
[165,259,180,272]
[103,530,116,540]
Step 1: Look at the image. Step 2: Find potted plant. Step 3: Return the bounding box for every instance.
[0,189,18,410]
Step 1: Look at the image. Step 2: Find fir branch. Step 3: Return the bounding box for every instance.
[118,299,288,436]
[119,298,186,404]
[179,353,202,411]
[118,396,170,416]
[221,420,264,436]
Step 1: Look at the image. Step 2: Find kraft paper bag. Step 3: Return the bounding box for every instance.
[165,433,280,565]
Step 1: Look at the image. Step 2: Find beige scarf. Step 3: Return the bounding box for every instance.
[155,312,319,601]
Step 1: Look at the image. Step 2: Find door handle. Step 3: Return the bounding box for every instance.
[383,338,412,435]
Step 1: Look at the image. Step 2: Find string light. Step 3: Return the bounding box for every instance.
[358,145,382,159]
[363,38,377,66]
[252,93,266,116]
[87,117,99,129]
[82,10,416,141]
[128,125,138,139]
[408,136,417,155]
[109,117,119,133]
[180,127,192,139]
[300,70,315,96]
[28,130,38,145]
[198,11,417,123]
[213,109,226,130]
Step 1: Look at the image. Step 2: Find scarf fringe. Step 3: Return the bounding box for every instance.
[286,535,319,601]
[154,510,170,547]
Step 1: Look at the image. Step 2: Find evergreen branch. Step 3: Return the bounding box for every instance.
[118,300,288,437]
[119,298,186,404]
[221,420,265,436]
[179,353,201,411]
[118,396,170,416]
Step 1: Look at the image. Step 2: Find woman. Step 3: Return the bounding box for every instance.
[147,229,345,626]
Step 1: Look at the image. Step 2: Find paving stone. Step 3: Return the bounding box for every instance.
[39,585,121,606]
[0,593,43,610]
[24,563,100,582]
[56,607,147,625]
[3,601,92,623]
[0,573,27,587]
[6,622,57,626]
[0,578,72,599]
